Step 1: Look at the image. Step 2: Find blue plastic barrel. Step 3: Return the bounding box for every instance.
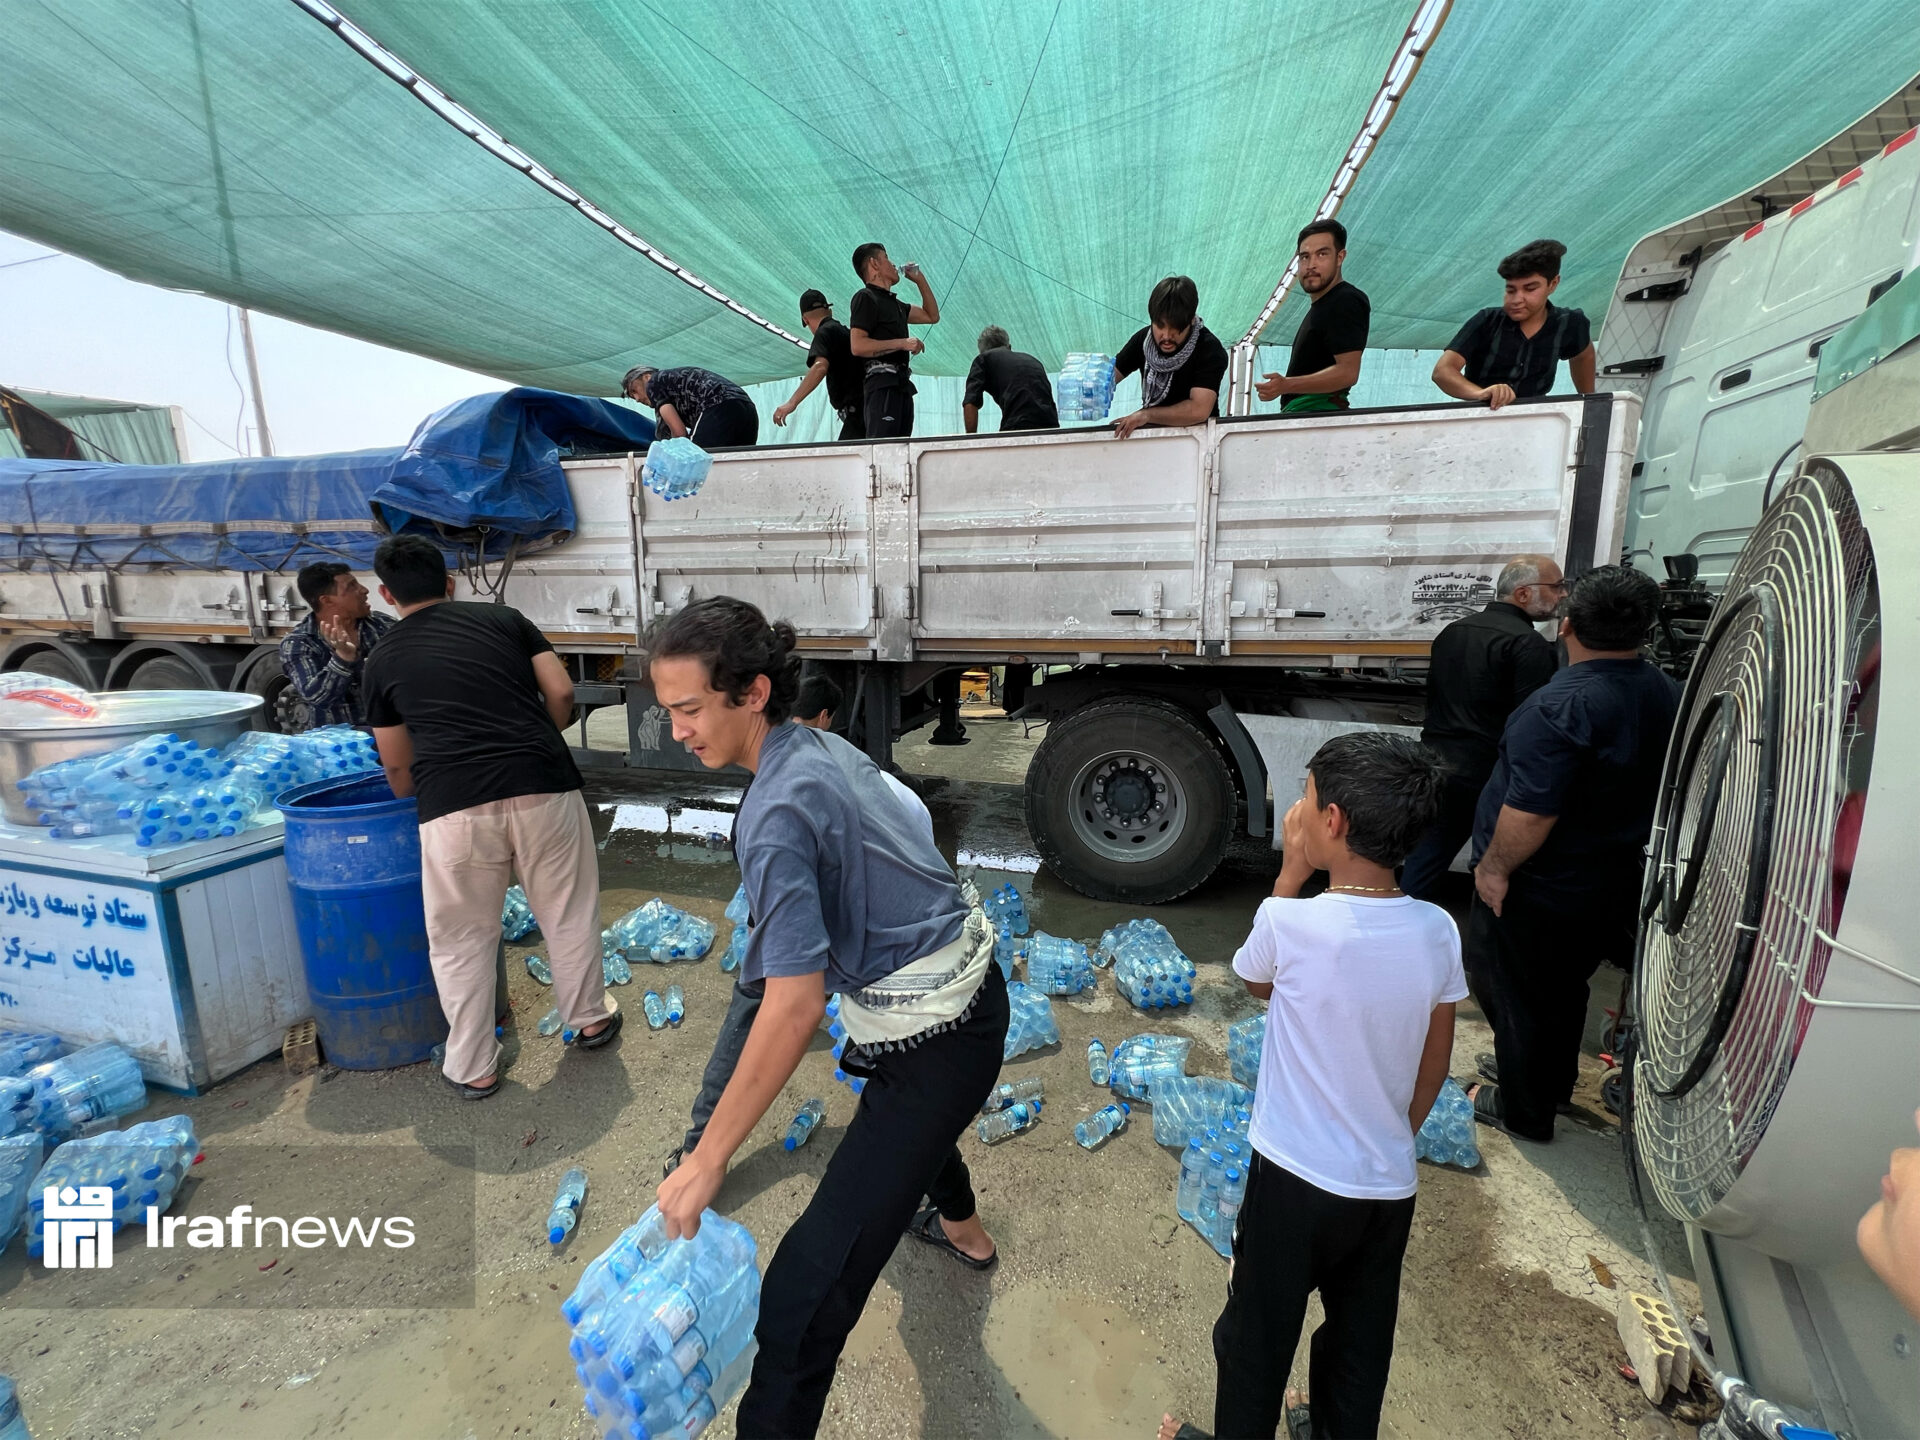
[278,773,445,1069]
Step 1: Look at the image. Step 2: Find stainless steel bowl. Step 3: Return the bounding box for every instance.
[0,690,266,826]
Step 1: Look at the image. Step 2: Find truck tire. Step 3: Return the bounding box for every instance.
[242,651,308,733]
[13,651,87,686]
[1024,696,1235,904]
[126,654,206,690]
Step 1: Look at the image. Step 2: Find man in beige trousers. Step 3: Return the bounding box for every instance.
[363,534,621,1098]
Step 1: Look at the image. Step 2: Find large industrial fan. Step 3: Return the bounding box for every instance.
[1632,456,1920,1435]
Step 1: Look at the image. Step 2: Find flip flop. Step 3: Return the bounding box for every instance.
[572,1003,623,1050]
[1471,1082,1505,1128]
[1284,1398,1313,1440]
[442,1072,500,1101]
[905,1204,997,1271]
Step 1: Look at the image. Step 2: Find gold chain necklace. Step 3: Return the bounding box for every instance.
[1324,883,1402,894]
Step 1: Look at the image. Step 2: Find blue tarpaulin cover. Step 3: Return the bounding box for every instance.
[0,388,654,571]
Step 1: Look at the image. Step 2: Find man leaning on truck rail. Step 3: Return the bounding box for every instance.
[278,562,396,729]
[1431,238,1597,409]
[362,534,622,1099]
[1111,275,1229,439]
[1256,219,1370,414]
[963,325,1059,433]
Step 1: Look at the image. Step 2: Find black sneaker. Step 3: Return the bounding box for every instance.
[662,1146,684,1179]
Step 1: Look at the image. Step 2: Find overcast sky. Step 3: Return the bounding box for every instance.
[1,230,509,459]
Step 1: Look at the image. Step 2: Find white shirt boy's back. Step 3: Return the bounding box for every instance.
[1233,893,1467,1201]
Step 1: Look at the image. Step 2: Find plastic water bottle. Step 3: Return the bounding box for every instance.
[1197,1150,1225,1225]
[526,954,553,985]
[641,436,715,501]
[0,1373,31,1440]
[1213,1165,1245,1256]
[1073,1102,1130,1150]
[0,1032,65,1079]
[602,950,633,986]
[548,1167,588,1244]
[643,992,668,1030]
[783,1098,825,1152]
[981,1077,1044,1113]
[1055,352,1117,421]
[722,924,746,973]
[1177,1139,1205,1222]
[1025,932,1096,995]
[976,1099,1042,1144]
[1002,981,1060,1061]
[21,1042,146,1139]
[538,1007,565,1036]
[653,915,716,963]
[1086,1038,1109,1086]
[983,883,1028,936]
[1228,1012,1266,1088]
[502,885,539,941]
[665,985,685,1025]
[993,922,1017,978]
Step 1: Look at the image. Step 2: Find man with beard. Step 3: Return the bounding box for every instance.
[1110,275,1230,439]
[1257,220,1370,413]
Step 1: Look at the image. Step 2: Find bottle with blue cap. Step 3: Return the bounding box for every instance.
[1177,1138,1206,1222]
[1073,1102,1130,1150]
[547,1167,588,1244]
[981,1077,1044,1114]
[1086,1037,1109,1086]
[783,1098,825,1151]
[976,1099,1042,1144]
[642,991,668,1030]
[665,985,685,1026]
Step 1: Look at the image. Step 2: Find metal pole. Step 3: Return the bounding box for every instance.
[235,307,275,456]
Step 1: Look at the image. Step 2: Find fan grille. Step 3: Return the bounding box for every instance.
[1635,466,1878,1222]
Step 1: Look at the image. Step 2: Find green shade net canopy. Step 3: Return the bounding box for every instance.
[3,0,1918,397]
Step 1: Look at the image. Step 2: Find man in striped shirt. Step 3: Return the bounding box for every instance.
[1432,239,1596,409]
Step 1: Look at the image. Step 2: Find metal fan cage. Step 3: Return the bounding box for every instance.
[1634,465,1880,1222]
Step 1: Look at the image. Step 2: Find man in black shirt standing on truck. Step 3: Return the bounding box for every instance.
[772,289,866,441]
[849,243,939,439]
[1257,219,1370,414]
[1111,275,1229,439]
[363,534,622,1100]
[1432,238,1597,409]
[962,326,1058,433]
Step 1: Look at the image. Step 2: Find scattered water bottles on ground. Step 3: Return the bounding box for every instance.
[981,1077,1044,1114]
[548,1166,588,1245]
[1086,1038,1109,1086]
[665,985,685,1025]
[783,1098,825,1152]
[0,1373,30,1440]
[525,954,553,985]
[17,725,379,847]
[0,1132,45,1250]
[602,950,633,986]
[23,1114,199,1257]
[1056,352,1117,422]
[1095,918,1173,968]
[977,1100,1042,1144]
[641,436,715,501]
[1023,932,1096,995]
[1074,1102,1130,1150]
[642,992,668,1030]
[0,1031,65,1080]
[1110,925,1196,1010]
[983,883,1028,936]
[1106,1033,1192,1102]
[1228,1012,1265,1089]
[501,884,538,942]
[1416,1078,1482,1170]
[603,899,716,964]
[564,1204,760,1440]
[5,1042,147,1142]
[538,1008,565,1037]
[1002,981,1061,1061]
[1148,1075,1254,1150]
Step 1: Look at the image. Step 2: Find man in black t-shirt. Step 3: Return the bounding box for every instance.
[363,535,620,1099]
[963,326,1058,433]
[1111,275,1230,439]
[848,243,940,439]
[1433,239,1596,409]
[772,289,866,441]
[1257,219,1370,414]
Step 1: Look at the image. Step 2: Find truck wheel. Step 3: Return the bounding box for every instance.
[126,654,206,690]
[1024,697,1235,903]
[243,652,308,733]
[13,651,87,686]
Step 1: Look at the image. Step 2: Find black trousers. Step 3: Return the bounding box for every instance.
[689,396,759,448]
[1212,1153,1415,1439]
[835,406,867,442]
[1398,771,1487,901]
[1464,885,1632,1140]
[736,962,1008,1438]
[863,380,915,439]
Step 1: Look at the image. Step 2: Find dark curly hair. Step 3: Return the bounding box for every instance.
[1306,731,1447,868]
[1565,564,1659,652]
[644,597,801,723]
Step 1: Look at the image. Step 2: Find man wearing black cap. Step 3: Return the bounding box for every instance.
[772,290,866,441]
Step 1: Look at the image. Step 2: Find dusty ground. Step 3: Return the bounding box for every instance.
[0,709,1699,1439]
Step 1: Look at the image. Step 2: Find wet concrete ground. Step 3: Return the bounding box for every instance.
[0,708,1700,1439]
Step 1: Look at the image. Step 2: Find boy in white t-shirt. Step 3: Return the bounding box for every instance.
[1161,732,1463,1440]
